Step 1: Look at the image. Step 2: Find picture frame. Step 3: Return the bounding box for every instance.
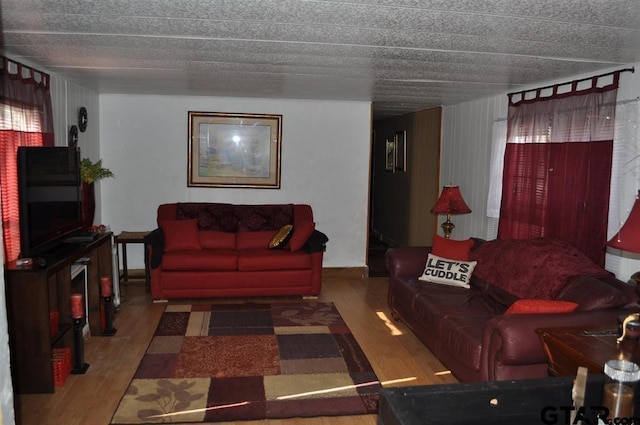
[394,130,407,172]
[385,139,395,172]
[188,112,282,188]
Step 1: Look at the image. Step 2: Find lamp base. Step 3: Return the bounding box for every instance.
[441,215,455,239]
[102,295,118,337]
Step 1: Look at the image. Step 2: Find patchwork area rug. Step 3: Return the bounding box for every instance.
[111,302,380,423]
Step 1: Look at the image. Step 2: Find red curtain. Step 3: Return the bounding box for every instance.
[498,73,619,266]
[1,56,54,261]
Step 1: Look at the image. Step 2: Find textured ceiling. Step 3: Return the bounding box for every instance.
[2,0,640,119]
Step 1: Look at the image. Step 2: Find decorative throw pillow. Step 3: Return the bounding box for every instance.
[289,221,315,251]
[504,299,579,315]
[268,224,294,249]
[418,253,477,289]
[160,219,201,252]
[432,234,474,261]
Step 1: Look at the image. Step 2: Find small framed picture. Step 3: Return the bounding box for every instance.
[385,139,395,172]
[394,130,407,172]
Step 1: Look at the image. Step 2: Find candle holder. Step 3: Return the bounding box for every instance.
[71,317,89,374]
[102,295,117,336]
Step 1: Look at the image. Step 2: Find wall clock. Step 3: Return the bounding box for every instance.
[78,107,88,132]
[69,125,79,147]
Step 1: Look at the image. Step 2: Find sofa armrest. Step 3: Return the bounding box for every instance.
[481,309,625,380]
[385,246,430,278]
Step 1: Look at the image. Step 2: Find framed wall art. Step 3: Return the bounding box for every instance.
[385,139,395,172]
[188,112,282,188]
[394,130,407,172]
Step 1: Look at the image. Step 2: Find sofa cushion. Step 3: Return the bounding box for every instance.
[438,315,488,371]
[412,283,507,324]
[470,276,519,307]
[160,219,201,252]
[199,231,236,250]
[556,276,628,311]
[268,224,294,249]
[432,235,474,261]
[237,231,277,250]
[419,253,477,289]
[162,249,237,271]
[289,221,316,252]
[238,249,311,271]
[504,299,578,315]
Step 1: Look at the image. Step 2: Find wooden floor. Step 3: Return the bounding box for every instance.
[14,275,457,425]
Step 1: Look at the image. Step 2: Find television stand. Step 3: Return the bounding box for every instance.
[4,232,114,393]
[64,232,98,243]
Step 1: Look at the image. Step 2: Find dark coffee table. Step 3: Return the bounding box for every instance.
[378,375,606,425]
[536,326,640,377]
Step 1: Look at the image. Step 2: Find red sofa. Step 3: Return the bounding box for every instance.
[386,238,638,382]
[146,202,326,300]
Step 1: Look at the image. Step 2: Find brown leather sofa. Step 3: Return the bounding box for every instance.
[385,238,638,382]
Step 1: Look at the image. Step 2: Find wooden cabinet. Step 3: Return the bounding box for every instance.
[4,233,114,393]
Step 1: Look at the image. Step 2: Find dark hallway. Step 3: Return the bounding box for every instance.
[367,236,389,277]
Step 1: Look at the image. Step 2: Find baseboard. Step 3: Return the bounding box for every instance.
[322,267,369,279]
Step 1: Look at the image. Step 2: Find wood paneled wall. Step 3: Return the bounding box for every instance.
[371,107,441,247]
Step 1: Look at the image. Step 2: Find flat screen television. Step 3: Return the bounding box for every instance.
[17,146,82,259]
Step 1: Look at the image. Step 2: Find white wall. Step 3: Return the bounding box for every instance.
[440,94,507,241]
[99,95,372,268]
[441,64,640,281]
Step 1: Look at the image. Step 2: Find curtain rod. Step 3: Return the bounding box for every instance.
[507,67,635,97]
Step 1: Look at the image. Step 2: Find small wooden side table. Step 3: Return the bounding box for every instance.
[536,326,640,377]
[115,231,151,291]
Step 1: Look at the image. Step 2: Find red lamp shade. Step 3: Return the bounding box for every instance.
[608,190,640,254]
[431,185,472,215]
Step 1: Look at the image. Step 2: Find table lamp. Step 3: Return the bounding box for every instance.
[430,185,472,239]
[607,189,640,287]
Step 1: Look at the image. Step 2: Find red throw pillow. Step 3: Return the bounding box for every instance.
[160,219,201,252]
[289,222,315,251]
[432,234,474,261]
[505,299,579,315]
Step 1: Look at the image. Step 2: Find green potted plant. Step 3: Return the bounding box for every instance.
[80,158,114,184]
[80,158,114,230]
